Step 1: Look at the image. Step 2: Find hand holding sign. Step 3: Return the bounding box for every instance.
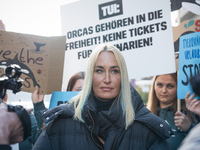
[185,91,200,117]
[31,86,45,104]
[174,111,191,132]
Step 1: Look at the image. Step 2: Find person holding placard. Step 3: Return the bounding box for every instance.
[32,71,85,130]
[177,74,200,150]
[147,72,199,150]
[33,44,173,150]
[31,86,47,131]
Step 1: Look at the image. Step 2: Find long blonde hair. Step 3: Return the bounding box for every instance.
[70,44,135,129]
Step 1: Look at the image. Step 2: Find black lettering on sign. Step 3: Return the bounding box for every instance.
[182,64,200,86]
[78,49,92,59]
[99,0,123,20]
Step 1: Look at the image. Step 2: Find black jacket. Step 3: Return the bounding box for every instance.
[33,86,173,150]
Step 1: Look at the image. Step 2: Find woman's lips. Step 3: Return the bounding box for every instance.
[101,87,113,91]
[160,95,168,98]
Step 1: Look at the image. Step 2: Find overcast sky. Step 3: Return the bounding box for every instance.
[0,0,77,37]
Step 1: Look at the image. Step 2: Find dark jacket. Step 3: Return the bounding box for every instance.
[33,86,173,150]
[158,106,196,150]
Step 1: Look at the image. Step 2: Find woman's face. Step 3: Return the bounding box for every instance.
[72,79,84,91]
[154,74,177,108]
[92,51,121,101]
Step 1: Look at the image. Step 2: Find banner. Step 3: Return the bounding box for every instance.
[177,32,200,99]
[173,19,200,52]
[173,19,200,70]
[61,0,176,90]
[0,30,66,94]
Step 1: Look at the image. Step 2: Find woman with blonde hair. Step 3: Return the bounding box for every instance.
[33,44,172,150]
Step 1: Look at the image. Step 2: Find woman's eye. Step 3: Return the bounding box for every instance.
[95,69,103,73]
[167,84,174,89]
[156,83,162,87]
[112,70,119,74]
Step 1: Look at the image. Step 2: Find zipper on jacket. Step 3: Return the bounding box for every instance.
[88,109,103,150]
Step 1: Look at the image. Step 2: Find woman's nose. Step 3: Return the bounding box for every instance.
[161,86,167,92]
[104,72,111,83]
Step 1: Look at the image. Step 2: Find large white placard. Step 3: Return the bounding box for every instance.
[61,0,176,90]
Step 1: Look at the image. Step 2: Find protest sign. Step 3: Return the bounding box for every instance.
[177,32,200,99]
[173,19,200,51]
[49,91,79,108]
[61,0,176,90]
[173,19,200,70]
[0,30,66,94]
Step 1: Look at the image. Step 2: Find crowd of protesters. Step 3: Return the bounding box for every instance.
[0,44,200,150]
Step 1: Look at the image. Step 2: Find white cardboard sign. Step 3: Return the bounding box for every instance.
[61,0,176,90]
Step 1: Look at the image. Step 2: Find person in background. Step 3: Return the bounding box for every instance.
[0,102,24,150]
[18,110,40,150]
[0,71,85,150]
[31,86,47,131]
[66,71,85,91]
[147,72,199,150]
[33,44,172,150]
[178,122,200,150]
[178,75,200,150]
[32,71,86,130]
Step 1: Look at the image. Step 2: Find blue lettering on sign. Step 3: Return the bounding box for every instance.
[185,49,200,60]
[98,0,123,20]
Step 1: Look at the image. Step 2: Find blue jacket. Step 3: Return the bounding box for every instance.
[19,113,39,150]
[33,86,173,150]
